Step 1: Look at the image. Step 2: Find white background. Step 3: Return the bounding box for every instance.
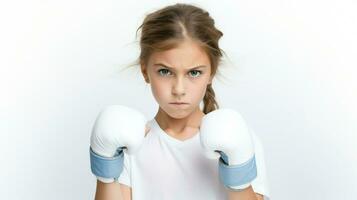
[1,0,356,199]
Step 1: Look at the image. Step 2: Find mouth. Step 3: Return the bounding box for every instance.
[170,102,189,105]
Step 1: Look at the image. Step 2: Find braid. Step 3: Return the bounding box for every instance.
[203,84,219,114]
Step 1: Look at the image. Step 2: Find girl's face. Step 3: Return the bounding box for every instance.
[141,40,213,119]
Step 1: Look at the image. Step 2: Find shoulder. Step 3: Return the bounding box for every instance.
[249,128,265,152]
[249,128,267,170]
[249,128,271,200]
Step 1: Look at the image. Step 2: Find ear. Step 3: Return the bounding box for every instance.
[141,64,150,84]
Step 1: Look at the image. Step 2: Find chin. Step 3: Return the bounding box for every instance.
[162,107,191,119]
[170,113,190,119]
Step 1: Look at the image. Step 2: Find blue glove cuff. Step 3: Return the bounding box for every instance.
[218,153,257,188]
[89,147,124,179]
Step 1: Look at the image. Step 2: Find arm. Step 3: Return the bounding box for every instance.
[200,110,261,200]
[90,105,146,200]
[255,193,264,200]
[226,185,260,200]
[95,180,123,200]
[95,180,132,200]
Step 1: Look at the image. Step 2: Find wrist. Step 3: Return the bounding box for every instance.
[218,154,257,189]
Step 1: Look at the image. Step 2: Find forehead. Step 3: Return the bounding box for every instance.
[149,40,211,69]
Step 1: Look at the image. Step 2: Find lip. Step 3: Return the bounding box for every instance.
[170,102,189,104]
[170,103,189,108]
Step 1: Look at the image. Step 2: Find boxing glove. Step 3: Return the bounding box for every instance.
[89,105,148,183]
[199,108,257,190]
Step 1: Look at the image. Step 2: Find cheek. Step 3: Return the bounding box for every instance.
[150,81,169,102]
[194,85,209,101]
[194,78,210,94]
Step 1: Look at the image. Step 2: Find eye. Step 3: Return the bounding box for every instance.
[189,70,202,78]
[157,69,202,78]
[158,69,171,76]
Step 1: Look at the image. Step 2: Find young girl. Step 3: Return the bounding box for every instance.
[90,3,270,200]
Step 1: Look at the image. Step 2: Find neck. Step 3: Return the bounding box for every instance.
[154,106,204,134]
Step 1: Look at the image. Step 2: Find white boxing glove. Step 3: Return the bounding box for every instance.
[89,105,148,183]
[200,108,257,190]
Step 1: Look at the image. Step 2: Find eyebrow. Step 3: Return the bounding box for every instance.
[153,63,207,70]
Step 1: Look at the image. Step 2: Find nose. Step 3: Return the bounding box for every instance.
[172,77,186,97]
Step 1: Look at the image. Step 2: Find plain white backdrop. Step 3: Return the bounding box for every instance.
[1,0,356,199]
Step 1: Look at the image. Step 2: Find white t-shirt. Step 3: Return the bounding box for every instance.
[118,118,271,200]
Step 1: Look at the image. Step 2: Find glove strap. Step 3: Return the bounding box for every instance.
[218,153,257,188]
[89,147,124,179]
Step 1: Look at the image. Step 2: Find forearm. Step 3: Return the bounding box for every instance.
[95,180,123,200]
[226,185,258,200]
